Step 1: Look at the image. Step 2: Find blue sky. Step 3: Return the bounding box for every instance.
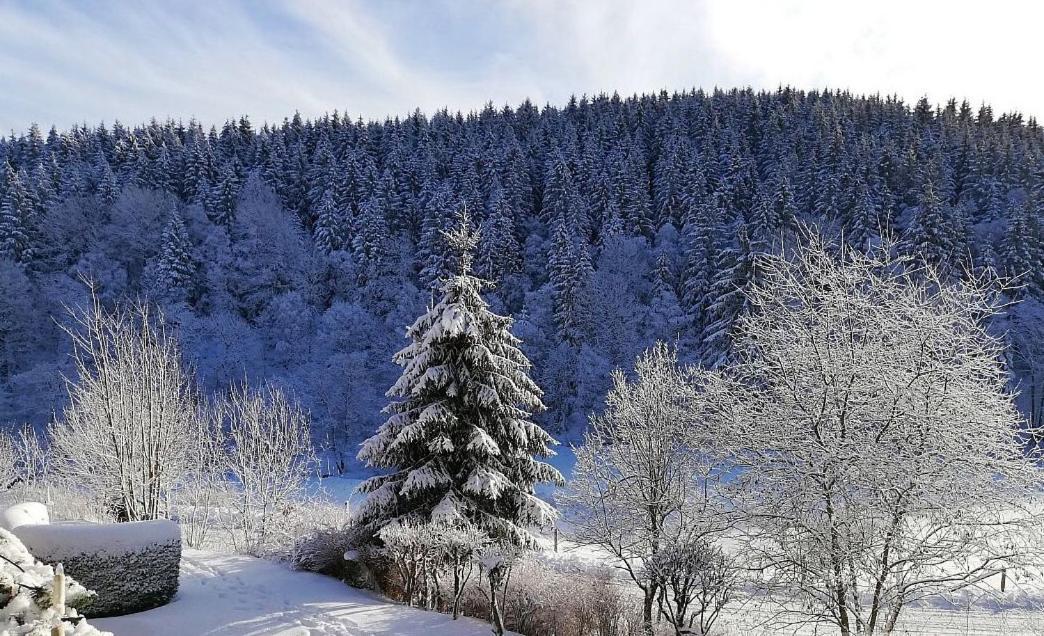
[0,0,1041,134]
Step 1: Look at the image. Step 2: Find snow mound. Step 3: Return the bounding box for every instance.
[13,520,181,618]
[0,502,49,531]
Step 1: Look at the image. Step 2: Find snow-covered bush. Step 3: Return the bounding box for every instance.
[223,383,313,557]
[376,521,445,609]
[0,527,106,635]
[49,293,201,522]
[646,536,736,636]
[13,520,180,617]
[453,554,643,636]
[171,408,226,549]
[0,434,16,493]
[286,502,362,578]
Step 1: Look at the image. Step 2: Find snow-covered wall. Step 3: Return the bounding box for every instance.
[13,519,181,617]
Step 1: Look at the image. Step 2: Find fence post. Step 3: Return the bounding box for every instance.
[51,563,65,636]
[553,527,559,553]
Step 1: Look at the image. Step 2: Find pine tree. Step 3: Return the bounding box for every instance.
[700,224,754,367]
[476,180,521,283]
[417,181,456,290]
[1002,200,1043,297]
[906,177,965,270]
[681,199,722,329]
[0,164,33,265]
[548,212,592,345]
[653,135,689,228]
[647,253,686,342]
[206,164,239,227]
[313,189,348,254]
[95,160,120,206]
[155,208,195,299]
[352,195,391,277]
[357,209,561,546]
[846,176,879,249]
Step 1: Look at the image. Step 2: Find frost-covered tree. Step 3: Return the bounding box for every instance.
[313,189,348,254]
[49,293,200,521]
[646,535,736,636]
[155,207,195,299]
[223,383,313,556]
[564,343,732,636]
[548,213,592,345]
[0,165,33,265]
[717,238,1044,636]
[356,209,562,547]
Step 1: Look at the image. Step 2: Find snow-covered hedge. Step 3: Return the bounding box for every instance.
[12,520,181,618]
[0,527,107,635]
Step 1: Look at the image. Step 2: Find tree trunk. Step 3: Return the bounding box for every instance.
[452,568,462,619]
[489,571,506,636]
[642,585,657,636]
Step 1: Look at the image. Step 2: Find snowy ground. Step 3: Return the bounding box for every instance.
[534,533,1044,636]
[93,550,505,636]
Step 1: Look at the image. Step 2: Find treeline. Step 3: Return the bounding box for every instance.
[1,87,1042,463]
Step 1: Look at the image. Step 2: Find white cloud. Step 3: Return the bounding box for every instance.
[0,0,1040,134]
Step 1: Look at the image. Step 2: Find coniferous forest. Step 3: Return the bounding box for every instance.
[2,87,1043,468]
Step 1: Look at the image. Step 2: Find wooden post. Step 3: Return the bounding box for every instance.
[553,527,559,553]
[1001,568,1007,593]
[51,563,65,636]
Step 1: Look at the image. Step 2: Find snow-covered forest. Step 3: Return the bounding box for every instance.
[2,88,1043,467]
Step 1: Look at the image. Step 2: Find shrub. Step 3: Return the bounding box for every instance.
[13,519,181,617]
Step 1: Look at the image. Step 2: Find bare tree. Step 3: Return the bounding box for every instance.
[647,535,736,636]
[716,238,1044,635]
[174,406,226,548]
[49,293,200,521]
[223,383,313,556]
[563,343,733,636]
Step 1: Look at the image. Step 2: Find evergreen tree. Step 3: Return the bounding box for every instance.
[700,225,755,367]
[357,210,561,546]
[548,213,592,345]
[206,164,240,227]
[352,195,391,277]
[0,165,33,265]
[906,177,965,270]
[476,180,521,283]
[313,189,348,254]
[417,181,456,290]
[646,253,686,342]
[1002,200,1043,297]
[155,207,195,299]
[681,199,723,329]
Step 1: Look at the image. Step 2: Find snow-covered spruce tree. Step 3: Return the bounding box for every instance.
[356,209,562,547]
[155,207,195,300]
[717,236,1044,636]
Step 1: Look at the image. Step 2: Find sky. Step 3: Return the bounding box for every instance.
[0,0,1042,135]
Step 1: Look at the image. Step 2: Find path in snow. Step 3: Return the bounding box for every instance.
[93,550,500,636]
